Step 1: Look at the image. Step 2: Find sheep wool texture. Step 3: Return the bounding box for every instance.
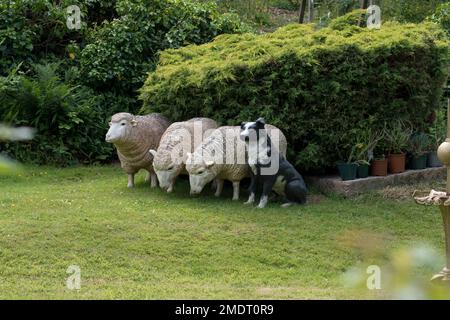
[187,124,287,182]
[153,117,219,173]
[111,113,171,174]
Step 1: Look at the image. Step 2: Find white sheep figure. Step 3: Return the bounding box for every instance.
[105,112,171,188]
[149,117,218,193]
[186,125,287,200]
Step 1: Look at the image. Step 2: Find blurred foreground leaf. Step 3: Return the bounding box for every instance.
[0,124,34,175]
[0,125,35,141]
[342,244,450,299]
[0,154,21,175]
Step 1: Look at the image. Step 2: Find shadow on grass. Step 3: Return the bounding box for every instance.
[130,174,328,217]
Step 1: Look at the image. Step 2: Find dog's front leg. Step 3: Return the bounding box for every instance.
[257,178,276,209]
[245,172,257,205]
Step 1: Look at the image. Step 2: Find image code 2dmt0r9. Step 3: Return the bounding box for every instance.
[218,304,274,315]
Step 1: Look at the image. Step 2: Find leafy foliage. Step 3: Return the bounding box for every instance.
[0,0,247,165]
[381,0,447,24]
[428,106,448,149]
[140,16,449,173]
[216,0,271,27]
[383,121,412,154]
[80,0,249,93]
[0,0,98,73]
[0,64,127,165]
[428,2,450,36]
[328,9,367,30]
[0,1,36,73]
[409,132,430,156]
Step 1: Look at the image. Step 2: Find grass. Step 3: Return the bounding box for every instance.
[0,165,446,299]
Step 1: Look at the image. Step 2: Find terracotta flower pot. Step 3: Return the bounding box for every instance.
[388,153,406,174]
[371,158,388,176]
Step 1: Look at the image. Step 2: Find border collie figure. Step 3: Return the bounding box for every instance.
[240,118,307,209]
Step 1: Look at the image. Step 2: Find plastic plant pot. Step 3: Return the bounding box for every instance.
[337,163,358,181]
[357,164,370,179]
[371,158,388,176]
[410,154,427,170]
[427,152,443,168]
[388,153,406,174]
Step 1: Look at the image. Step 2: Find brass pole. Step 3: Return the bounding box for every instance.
[441,207,450,274]
[447,99,450,195]
[445,99,450,274]
[434,98,450,282]
[447,99,450,138]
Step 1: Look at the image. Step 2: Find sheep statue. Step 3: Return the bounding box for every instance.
[186,125,287,200]
[105,112,171,188]
[149,117,218,193]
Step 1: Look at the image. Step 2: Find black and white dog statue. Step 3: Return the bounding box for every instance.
[240,118,307,209]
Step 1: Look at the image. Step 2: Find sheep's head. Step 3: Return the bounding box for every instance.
[105,113,137,144]
[150,149,184,193]
[186,152,215,195]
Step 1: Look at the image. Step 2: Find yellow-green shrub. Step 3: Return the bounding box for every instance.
[140,19,449,172]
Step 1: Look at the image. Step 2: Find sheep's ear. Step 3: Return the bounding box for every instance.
[131,119,138,127]
[256,118,265,125]
[149,149,157,157]
[204,159,214,168]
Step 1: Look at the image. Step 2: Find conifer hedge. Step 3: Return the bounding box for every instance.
[140,13,449,172]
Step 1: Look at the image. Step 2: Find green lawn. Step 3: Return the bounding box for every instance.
[0,166,446,299]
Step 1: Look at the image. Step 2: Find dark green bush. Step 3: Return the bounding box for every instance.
[0,0,89,72]
[428,3,450,97]
[0,0,247,166]
[428,2,450,36]
[0,1,36,73]
[80,0,249,93]
[0,64,128,166]
[381,0,447,24]
[140,17,449,173]
[216,0,271,26]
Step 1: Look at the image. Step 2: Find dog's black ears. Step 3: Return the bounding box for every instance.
[241,121,247,127]
[256,118,265,126]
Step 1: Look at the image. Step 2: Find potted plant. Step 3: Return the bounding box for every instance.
[371,155,388,176]
[384,120,411,174]
[337,161,358,181]
[427,109,446,167]
[371,137,388,176]
[337,128,382,181]
[408,132,430,170]
[336,145,358,181]
[354,128,382,179]
[355,159,370,178]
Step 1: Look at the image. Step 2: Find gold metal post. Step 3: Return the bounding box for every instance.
[433,99,450,282]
